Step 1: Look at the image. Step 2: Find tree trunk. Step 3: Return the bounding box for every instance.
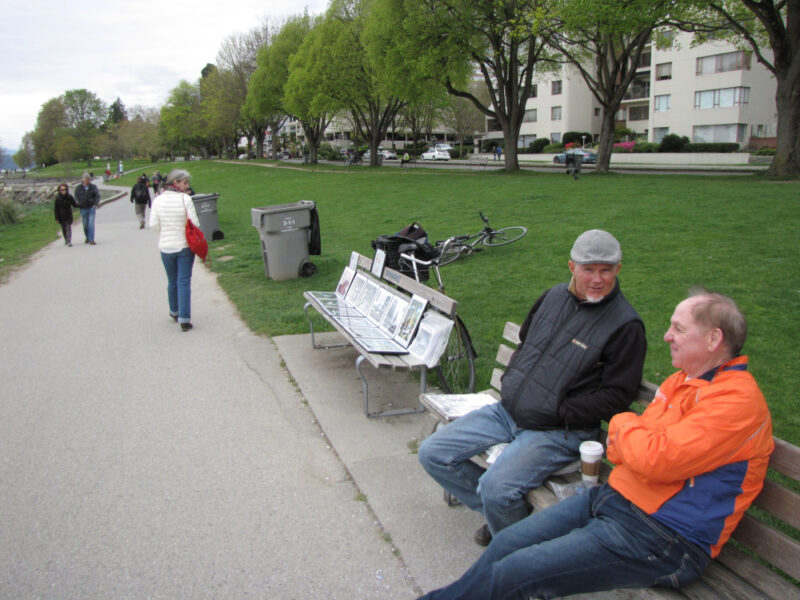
[767,75,800,177]
[595,108,617,173]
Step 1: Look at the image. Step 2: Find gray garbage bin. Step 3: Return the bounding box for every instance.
[191,193,224,240]
[251,200,316,280]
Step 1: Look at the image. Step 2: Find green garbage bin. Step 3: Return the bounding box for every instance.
[251,201,315,280]
[191,193,224,241]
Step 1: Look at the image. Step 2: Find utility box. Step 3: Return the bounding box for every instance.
[192,193,224,241]
[251,200,316,280]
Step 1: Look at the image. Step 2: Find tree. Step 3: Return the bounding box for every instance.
[106,97,128,128]
[674,1,799,177]
[160,81,203,158]
[62,89,107,160]
[316,0,405,166]
[546,0,676,172]
[245,15,309,159]
[284,17,334,163]
[400,0,555,171]
[13,134,34,170]
[217,23,272,155]
[442,83,490,155]
[31,97,67,166]
[200,67,244,158]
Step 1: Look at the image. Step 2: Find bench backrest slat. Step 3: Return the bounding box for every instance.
[355,252,458,317]
[731,513,800,582]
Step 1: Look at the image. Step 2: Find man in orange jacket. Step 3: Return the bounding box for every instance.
[418,289,774,600]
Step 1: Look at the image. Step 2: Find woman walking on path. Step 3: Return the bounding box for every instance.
[149,169,200,332]
[54,183,77,246]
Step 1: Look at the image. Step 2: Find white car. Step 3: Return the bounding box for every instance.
[421,148,450,161]
[435,143,454,152]
[380,149,398,160]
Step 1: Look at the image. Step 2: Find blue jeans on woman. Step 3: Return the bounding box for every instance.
[160,247,195,324]
[79,206,96,243]
[418,402,598,535]
[419,484,709,599]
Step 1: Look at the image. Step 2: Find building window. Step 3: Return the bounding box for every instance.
[551,132,562,143]
[628,105,649,121]
[551,106,562,121]
[656,62,672,80]
[624,75,650,100]
[531,84,537,98]
[693,123,746,143]
[594,107,601,117]
[694,87,750,109]
[638,49,652,68]
[523,109,538,122]
[696,51,751,75]
[552,80,562,95]
[653,127,669,143]
[654,95,671,112]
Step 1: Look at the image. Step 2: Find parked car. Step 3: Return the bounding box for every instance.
[421,148,450,161]
[434,143,454,152]
[553,148,597,164]
[380,149,398,160]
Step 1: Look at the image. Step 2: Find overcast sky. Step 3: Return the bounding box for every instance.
[0,0,330,152]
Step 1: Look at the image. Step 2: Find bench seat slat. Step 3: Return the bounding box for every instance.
[680,560,770,600]
[729,513,800,582]
[713,544,800,600]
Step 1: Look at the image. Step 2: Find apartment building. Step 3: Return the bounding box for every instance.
[500,31,777,149]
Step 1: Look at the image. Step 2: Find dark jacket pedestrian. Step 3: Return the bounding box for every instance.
[54,183,77,246]
[130,176,151,229]
[74,173,100,244]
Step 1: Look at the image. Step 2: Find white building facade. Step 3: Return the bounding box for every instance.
[497,31,777,150]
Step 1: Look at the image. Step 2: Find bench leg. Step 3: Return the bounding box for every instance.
[304,302,350,349]
[356,356,426,419]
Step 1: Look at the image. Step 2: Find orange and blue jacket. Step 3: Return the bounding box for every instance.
[607,355,773,558]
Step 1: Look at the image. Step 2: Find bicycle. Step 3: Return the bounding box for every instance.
[399,248,476,395]
[436,211,527,266]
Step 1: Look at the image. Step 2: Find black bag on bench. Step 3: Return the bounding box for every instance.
[372,222,437,281]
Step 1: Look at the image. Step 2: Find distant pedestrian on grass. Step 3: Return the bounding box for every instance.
[74,172,100,245]
[130,175,151,229]
[53,183,77,246]
[149,169,201,332]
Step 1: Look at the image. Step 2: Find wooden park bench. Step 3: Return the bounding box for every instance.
[465,156,488,170]
[303,252,457,418]
[421,321,800,599]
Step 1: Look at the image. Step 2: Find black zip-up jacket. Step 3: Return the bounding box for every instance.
[54,192,77,223]
[501,280,646,430]
[74,182,100,209]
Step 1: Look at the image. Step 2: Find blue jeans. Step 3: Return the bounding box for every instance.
[418,402,598,535]
[161,248,195,323]
[79,206,96,242]
[419,484,709,599]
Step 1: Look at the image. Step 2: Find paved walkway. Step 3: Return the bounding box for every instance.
[1,186,452,598]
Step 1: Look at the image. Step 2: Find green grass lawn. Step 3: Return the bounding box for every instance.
[27,161,800,444]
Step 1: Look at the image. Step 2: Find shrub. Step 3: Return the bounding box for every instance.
[563,131,592,146]
[0,198,21,225]
[659,134,689,153]
[526,138,550,154]
[754,147,776,156]
[683,142,739,153]
[612,141,636,152]
[543,143,565,153]
[317,144,343,161]
[632,142,660,153]
[614,126,635,142]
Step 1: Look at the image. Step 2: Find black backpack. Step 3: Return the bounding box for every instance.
[134,182,149,202]
[371,222,437,281]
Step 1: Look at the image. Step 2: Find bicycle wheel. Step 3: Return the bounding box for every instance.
[437,242,470,266]
[434,315,476,394]
[482,226,528,247]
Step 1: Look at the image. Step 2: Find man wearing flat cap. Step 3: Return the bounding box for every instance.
[419,229,646,546]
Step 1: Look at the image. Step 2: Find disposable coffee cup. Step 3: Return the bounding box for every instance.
[579,441,605,483]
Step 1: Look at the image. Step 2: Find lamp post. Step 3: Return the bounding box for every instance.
[582,135,586,148]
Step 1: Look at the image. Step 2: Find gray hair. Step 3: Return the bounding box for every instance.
[688,287,748,355]
[165,169,191,186]
[82,172,91,180]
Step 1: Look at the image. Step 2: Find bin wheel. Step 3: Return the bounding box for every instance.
[300,262,317,277]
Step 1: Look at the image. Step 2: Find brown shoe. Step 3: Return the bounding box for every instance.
[89,241,97,245]
[474,524,492,547]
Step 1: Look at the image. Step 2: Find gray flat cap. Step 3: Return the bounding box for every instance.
[570,230,622,264]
